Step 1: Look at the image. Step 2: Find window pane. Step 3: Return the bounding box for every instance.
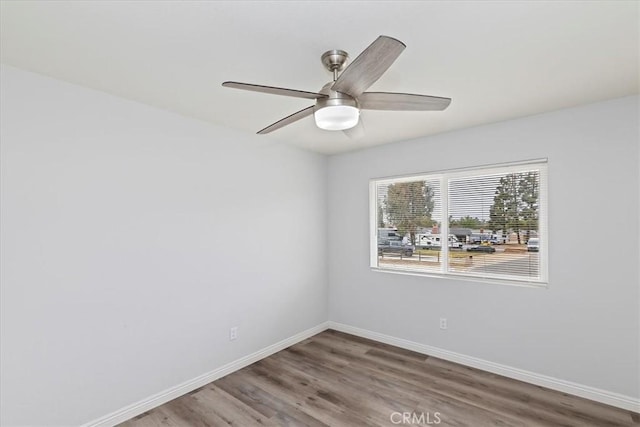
[371,161,547,285]
[376,178,442,273]
[448,170,542,280]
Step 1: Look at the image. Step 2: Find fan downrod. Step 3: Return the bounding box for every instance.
[321,50,349,81]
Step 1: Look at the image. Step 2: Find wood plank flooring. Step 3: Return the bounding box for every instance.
[120,330,640,426]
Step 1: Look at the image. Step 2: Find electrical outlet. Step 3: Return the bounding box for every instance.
[229,326,238,341]
[439,318,447,330]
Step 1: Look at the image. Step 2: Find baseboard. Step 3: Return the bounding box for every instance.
[82,321,331,427]
[328,321,640,413]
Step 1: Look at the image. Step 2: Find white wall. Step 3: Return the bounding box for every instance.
[328,96,640,399]
[0,65,328,426]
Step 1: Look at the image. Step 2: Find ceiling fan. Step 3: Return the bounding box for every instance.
[222,35,451,137]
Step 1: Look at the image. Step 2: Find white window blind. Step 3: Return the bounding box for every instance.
[371,160,548,286]
[375,177,443,274]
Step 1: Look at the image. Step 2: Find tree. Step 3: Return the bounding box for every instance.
[456,215,483,229]
[384,181,434,245]
[488,172,540,244]
[488,188,509,235]
[378,205,385,228]
[519,172,539,241]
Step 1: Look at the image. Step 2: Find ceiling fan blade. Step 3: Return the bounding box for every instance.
[331,36,406,98]
[257,106,315,134]
[358,92,451,111]
[342,118,365,139]
[222,81,327,100]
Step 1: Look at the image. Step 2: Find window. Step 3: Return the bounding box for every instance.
[370,160,548,286]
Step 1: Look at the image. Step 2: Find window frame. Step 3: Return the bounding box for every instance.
[369,159,549,287]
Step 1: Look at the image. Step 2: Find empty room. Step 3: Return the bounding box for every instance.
[1,1,638,426]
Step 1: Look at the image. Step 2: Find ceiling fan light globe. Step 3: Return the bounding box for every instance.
[314,105,360,131]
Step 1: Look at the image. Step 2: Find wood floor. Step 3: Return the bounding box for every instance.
[120,330,640,427]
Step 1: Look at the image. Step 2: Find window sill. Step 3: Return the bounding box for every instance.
[370,267,548,289]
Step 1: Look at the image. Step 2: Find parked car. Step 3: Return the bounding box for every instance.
[467,245,496,253]
[527,238,540,252]
[378,240,414,257]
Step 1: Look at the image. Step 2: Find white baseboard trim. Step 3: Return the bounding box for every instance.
[328,321,640,413]
[82,321,330,427]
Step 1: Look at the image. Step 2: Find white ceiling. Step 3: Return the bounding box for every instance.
[1,1,638,155]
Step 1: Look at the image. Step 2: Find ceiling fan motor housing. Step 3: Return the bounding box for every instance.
[315,87,358,110]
